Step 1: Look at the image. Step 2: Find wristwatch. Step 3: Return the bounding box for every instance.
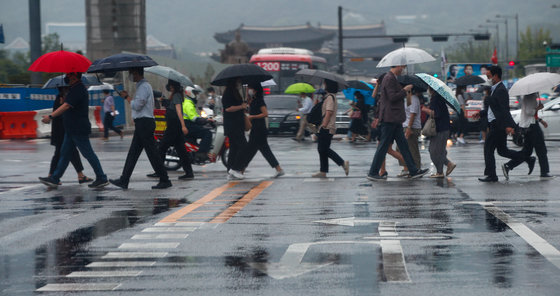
[48,115,53,119]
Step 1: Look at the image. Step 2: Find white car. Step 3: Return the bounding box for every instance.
[511,97,560,140]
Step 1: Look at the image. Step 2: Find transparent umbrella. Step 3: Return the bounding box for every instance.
[377,47,435,68]
[145,65,194,87]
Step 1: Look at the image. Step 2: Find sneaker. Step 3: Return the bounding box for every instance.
[410,168,429,179]
[39,176,58,189]
[146,172,158,178]
[540,173,555,180]
[501,163,510,181]
[397,170,409,177]
[367,174,386,181]
[88,178,109,188]
[528,156,536,175]
[429,173,445,178]
[311,172,327,178]
[152,180,172,189]
[274,169,285,178]
[478,139,485,144]
[109,178,128,190]
[343,160,349,176]
[446,162,457,176]
[457,137,466,144]
[178,174,194,180]
[230,170,244,180]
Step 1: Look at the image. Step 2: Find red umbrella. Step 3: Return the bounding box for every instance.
[28,50,92,73]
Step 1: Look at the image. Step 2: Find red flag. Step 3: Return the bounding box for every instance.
[491,48,498,65]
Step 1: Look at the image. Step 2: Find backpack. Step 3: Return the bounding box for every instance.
[307,94,333,126]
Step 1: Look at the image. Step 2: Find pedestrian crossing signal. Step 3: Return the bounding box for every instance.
[433,74,439,78]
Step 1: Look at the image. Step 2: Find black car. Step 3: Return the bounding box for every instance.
[264,95,300,135]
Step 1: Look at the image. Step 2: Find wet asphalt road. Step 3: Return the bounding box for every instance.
[1,135,560,295]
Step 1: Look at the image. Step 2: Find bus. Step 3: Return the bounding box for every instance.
[250,47,327,94]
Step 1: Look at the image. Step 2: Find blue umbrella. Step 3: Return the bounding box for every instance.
[415,73,461,112]
[342,81,375,105]
[87,53,158,73]
[42,74,102,89]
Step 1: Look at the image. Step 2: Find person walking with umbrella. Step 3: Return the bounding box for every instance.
[242,82,284,177]
[110,67,172,189]
[101,89,124,141]
[149,79,194,180]
[222,78,249,180]
[46,86,92,185]
[39,72,109,189]
[422,87,456,178]
[312,79,349,178]
[455,85,467,144]
[474,66,535,182]
[367,65,429,181]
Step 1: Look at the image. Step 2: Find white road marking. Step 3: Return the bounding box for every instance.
[86,261,156,268]
[0,184,42,195]
[481,203,560,269]
[380,240,411,282]
[315,217,398,237]
[131,233,189,240]
[303,178,335,182]
[66,270,142,278]
[36,283,121,291]
[118,242,179,249]
[142,227,197,232]
[101,252,168,259]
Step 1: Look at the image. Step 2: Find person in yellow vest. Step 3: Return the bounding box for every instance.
[183,86,215,162]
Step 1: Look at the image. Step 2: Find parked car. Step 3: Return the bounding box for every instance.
[264,94,300,135]
[511,97,560,140]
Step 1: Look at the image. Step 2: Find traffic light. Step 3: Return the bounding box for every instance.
[509,60,515,66]
[433,73,439,78]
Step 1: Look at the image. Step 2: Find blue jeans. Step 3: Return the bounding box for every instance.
[368,122,419,176]
[52,133,106,183]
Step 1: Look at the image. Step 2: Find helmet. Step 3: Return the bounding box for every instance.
[185,86,199,99]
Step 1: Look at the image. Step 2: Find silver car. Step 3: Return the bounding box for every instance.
[511,97,560,140]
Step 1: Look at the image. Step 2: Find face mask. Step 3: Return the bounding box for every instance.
[128,73,134,82]
[248,89,255,96]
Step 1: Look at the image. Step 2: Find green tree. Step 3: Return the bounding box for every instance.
[42,33,61,53]
[516,26,552,75]
[445,39,493,63]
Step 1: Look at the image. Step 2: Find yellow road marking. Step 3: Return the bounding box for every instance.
[159,182,237,223]
[210,181,273,224]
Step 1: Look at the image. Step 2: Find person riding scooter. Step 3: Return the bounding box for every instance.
[183,86,215,162]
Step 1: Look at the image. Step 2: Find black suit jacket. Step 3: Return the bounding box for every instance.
[480,82,515,130]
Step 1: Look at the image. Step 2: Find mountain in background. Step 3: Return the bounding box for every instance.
[1,0,558,60]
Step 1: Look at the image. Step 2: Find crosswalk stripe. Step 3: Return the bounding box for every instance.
[86,261,156,268]
[118,242,179,249]
[66,270,142,278]
[102,252,168,259]
[36,283,121,291]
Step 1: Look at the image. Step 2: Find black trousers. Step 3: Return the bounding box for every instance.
[103,112,122,138]
[506,123,549,175]
[158,116,192,175]
[185,123,212,153]
[484,121,529,177]
[227,129,248,171]
[49,140,83,176]
[317,128,344,173]
[121,118,169,183]
[243,129,279,169]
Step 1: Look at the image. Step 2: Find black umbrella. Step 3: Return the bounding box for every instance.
[346,80,372,91]
[211,64,272,86]
[87,53,158,73]
[454,75,486,86]
[397,75,428,92]
[42,74,102,89]
[295,69,348,90]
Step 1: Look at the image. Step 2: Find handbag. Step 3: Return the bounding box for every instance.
[244,114,252,131]
[512,125,526,147]
[350,110,361,119]
[421,117,437,137]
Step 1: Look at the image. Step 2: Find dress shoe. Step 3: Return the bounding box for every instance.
[540,173,555,180]
[109,178,128,189]
[178,174,194,180]
[528,156,536,175]
[367,174,386,181]
[39,176,58,189]
[152,180,172,189]
[478,176,498,182]
[146,172,158,178]
[501,164,510,180]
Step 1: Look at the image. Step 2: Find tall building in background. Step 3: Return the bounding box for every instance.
[86,0,146,61]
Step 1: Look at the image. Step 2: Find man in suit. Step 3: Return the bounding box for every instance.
[367,65,429,181]
[476,65,535,182]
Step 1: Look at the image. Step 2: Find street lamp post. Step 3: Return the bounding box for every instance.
[488,19,508,61]
[479,24,499,59]
[497,14,519,59]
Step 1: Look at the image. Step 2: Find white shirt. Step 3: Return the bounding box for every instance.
[298,96,313,114]
[487,81,503,122]
[519,94,538,128]
[131,79,155,119]
[403,95,422,129]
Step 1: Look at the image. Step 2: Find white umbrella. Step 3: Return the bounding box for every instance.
[376,47,436,68]
[145,65,194,87]
[261,79,277,87]
[509,72,560,96]
[87,82,114,91]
